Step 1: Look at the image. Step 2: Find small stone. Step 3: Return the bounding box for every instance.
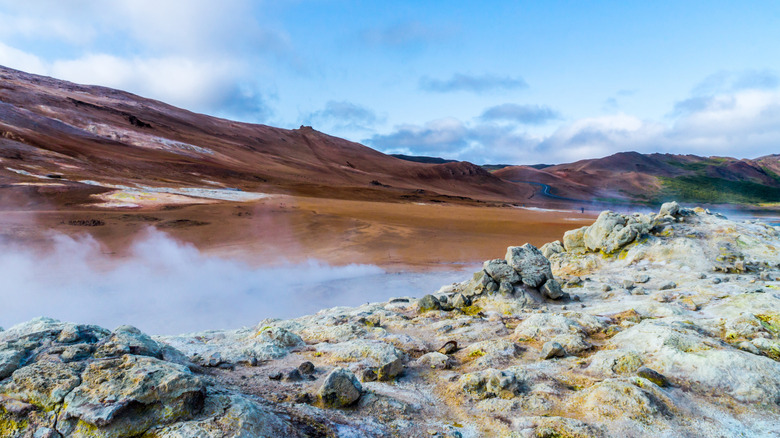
[636,366,669,387]
[635,274,651,284]
[679,297,699,311]
[659,281,677,290]
[622,280,635,290]
[284,369,302,382]
[417,294,441,312]
[318,368,362,408]
[268,372,283,381]
[541,341,566,359]
[359,368,377,382]
[298,361,315,375]
[712,278,722,284]
[541,278,565,300]
[438,341,458,355]
[699,273,707,279]
[601,284,612,292]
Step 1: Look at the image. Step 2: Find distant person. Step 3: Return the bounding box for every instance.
[581,207,585,214]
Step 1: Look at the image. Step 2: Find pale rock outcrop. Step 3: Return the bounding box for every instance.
[506,244,554,288]
[316,340,405,381]
[459,367,527,400]
[318,368,362,407]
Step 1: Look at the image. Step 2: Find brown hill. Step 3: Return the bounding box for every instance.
[495,152,780,205]
[0,65,533,208]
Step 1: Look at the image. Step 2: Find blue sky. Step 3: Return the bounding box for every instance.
[1,1,779,164]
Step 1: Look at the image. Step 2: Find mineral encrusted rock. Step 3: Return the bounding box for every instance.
[2,203,780,437]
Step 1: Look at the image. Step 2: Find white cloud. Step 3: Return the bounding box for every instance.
[0,42,46,75]
[370,85,780,165]
[0,0,292,121]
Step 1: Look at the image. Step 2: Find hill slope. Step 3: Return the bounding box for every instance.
[495,152,780,205]
[0,65,533,208]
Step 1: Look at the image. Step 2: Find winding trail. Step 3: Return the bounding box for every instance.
[514,181,586,203]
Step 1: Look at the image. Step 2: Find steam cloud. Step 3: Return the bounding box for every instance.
[0,228,470,334]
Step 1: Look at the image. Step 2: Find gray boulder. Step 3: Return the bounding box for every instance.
[541,278,565,300]
[417,294,441,312]
[505,244,553,288]
[318,368,362,408]
[541,341,566,359]
[483,259,521,284]
[0,348,24,380]
[58,355,205,437]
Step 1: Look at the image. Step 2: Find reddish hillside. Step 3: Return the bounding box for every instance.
[0,65,533,207]
[495,152,780,204]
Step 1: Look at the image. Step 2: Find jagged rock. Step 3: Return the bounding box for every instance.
[0,349,24,380]
[498,281,516,296]
[58,355,205,437]
[658,201,680,217]
[505,244,553,288]
[541,341,565,359]
[1,361,81,410]
[541,278,564,300]
[483,259,521,284]
[563,226,588,253]
[318,368,362,408]
[451,293,471,308]
[635,274,650,284]
[540,240,564,258]
[94,325,163,359]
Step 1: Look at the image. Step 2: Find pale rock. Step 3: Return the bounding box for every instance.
[416,352,452,369]
[318,367,362,408]
[540,240,564,258]
[505,244,553,288]
[563,226,588,253]
[316,340,405,381]
[459,367,526,400]
[658,201,680,217]
[58,355,205,437]
[570,378,674,421]
[2,361,81,410]
[540,341,565,359]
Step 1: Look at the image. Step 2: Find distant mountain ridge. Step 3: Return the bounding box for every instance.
[495,151,780,205]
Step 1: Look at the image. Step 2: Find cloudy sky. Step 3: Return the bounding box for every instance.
[1,1,779,165]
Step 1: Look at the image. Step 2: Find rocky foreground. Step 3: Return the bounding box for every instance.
[2,203,780,437]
